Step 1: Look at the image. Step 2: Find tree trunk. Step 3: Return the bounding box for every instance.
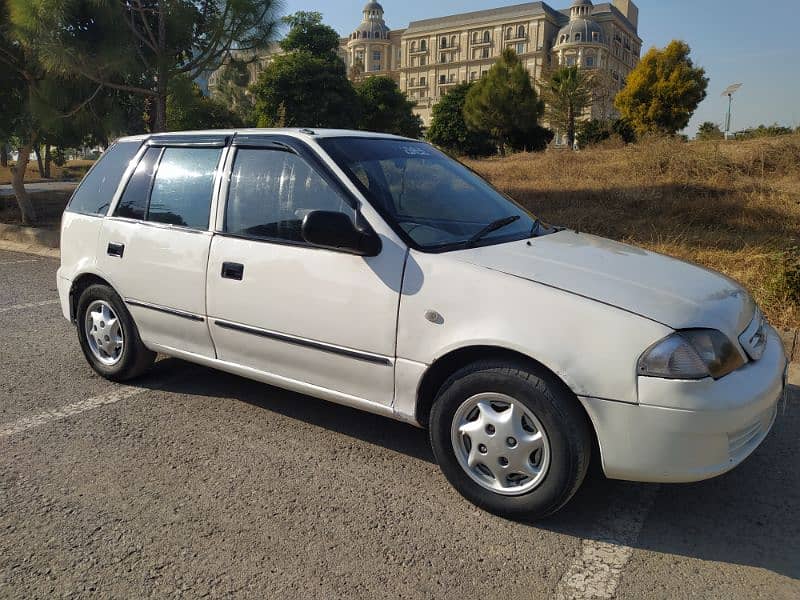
[44,145,52,179]
[34,143,45,177]
[12,140,38,225]
[567,105,575,150]
[153,91,168,132]
[0,143,7,168]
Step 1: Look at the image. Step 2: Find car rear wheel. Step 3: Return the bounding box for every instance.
[76,284,155,381]
[429,360,591,520]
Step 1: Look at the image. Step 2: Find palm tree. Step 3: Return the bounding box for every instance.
[540,66,593,149]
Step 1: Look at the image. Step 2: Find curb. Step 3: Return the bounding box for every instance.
[0,238,60,258]
[0,223,59,249]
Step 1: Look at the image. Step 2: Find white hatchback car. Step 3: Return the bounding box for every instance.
[58,129,789,519]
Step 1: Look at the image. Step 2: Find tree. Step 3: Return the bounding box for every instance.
[281,11,341,56]
[212,56,258,124]
[696,121,723,141]
[355,77,422,138]
[427,83,495,157]
[167,75,243,131]
[577,117,636,146]
[539,66,593,150]
[615,40,709,136]
[0,0,124,223]
[10,0,281,132]
[250,12,359,129]
[463,49,544,155]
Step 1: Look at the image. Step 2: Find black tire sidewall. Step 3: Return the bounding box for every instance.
[429,364,590,520]
[76,284,150,381]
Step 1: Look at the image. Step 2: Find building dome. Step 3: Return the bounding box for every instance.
[351,0,390,41]
[555,17,604,46]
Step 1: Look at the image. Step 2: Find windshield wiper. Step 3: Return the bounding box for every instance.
[466,215,521,247]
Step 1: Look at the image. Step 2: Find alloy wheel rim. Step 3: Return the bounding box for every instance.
[84,300,124,366]
[450,392,550,496]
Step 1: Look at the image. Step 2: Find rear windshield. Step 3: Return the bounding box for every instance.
[66,140,143,216]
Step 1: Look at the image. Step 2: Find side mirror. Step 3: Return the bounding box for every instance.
[301,210,381,257]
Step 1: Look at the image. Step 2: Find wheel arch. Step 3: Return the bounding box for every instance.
[414,345,598,450]
[69,272,115,322]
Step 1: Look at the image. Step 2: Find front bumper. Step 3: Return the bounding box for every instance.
[580,326,788,483]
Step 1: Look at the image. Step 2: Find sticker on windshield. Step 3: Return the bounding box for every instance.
[401,145,431,157]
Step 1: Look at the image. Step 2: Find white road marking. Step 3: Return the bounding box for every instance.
[0,386,147,438]
[0,259,40,265]
[556,484,659,600]
[0,299,60,313]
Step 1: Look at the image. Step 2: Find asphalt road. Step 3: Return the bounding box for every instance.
[1,247,798,599]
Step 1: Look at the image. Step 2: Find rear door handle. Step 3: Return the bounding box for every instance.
[107,242,125,258]
[221,262,244,281]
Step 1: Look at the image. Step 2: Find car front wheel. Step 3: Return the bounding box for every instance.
[429,360,591,520]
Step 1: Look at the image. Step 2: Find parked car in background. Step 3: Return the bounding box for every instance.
[58,129,789,519]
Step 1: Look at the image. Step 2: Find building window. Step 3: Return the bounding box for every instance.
[410,77,415,87]
[472,32,479,44]
[440,37,447,48]
[566,56,576,66]
[482,47,490,58]
[410,41,416,52]
[449,73,455,83]
[518,25,525,38]
[516,42,525,54]
[483,31,491,43]
[420,77,426,85]
[574,33,581,42]
[420,40,427,51]
[592,32,599,42]
[373,51,381,61]
[420,56,427,66]
[439,75,446,84]
[451,35,457,47]
[440,53,447,63]
[506,27,513,40]
[585,55,594,67]
[470,71,477,81]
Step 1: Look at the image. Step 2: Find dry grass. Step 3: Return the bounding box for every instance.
[464,134,800,330]
[0,160,94,185]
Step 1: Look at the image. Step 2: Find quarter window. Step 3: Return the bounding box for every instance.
[225,149,355,244]
[68,140,142,216]
[147,148,221,229]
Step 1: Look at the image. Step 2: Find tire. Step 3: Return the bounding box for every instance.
[429,359,591,520]
[76,284,156,382]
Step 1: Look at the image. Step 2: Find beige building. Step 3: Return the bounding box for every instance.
[209,0,642,137]
[342,0,641,129]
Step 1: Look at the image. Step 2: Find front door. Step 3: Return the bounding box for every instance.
[97,141,226,358]
[206,139,406,406]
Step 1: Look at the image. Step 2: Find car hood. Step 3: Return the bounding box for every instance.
[451,230,754,336]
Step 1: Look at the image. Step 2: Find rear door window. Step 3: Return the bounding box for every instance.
[113,146,222,230]
[147,148,221,229]
[67,140,142,216]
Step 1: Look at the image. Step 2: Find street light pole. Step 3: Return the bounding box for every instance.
[722,83,742,140]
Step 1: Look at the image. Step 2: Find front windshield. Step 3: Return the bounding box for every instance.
[319,138,538,250]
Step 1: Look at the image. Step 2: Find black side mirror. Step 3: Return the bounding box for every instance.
[301,210,381,257]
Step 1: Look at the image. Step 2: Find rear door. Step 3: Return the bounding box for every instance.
[206,136,406,406]
[97,136,227,357]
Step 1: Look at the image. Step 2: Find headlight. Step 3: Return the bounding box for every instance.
[638,329,745,380]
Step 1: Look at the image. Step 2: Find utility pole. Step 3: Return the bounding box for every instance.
[721,83,743,140]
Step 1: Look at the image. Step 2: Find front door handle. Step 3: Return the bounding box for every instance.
[107,242,125,258]
[221,262,244,281]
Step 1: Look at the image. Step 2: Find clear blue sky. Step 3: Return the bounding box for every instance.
[281,0,800,135]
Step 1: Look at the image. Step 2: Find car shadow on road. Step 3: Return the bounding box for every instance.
[136,360,800,581]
